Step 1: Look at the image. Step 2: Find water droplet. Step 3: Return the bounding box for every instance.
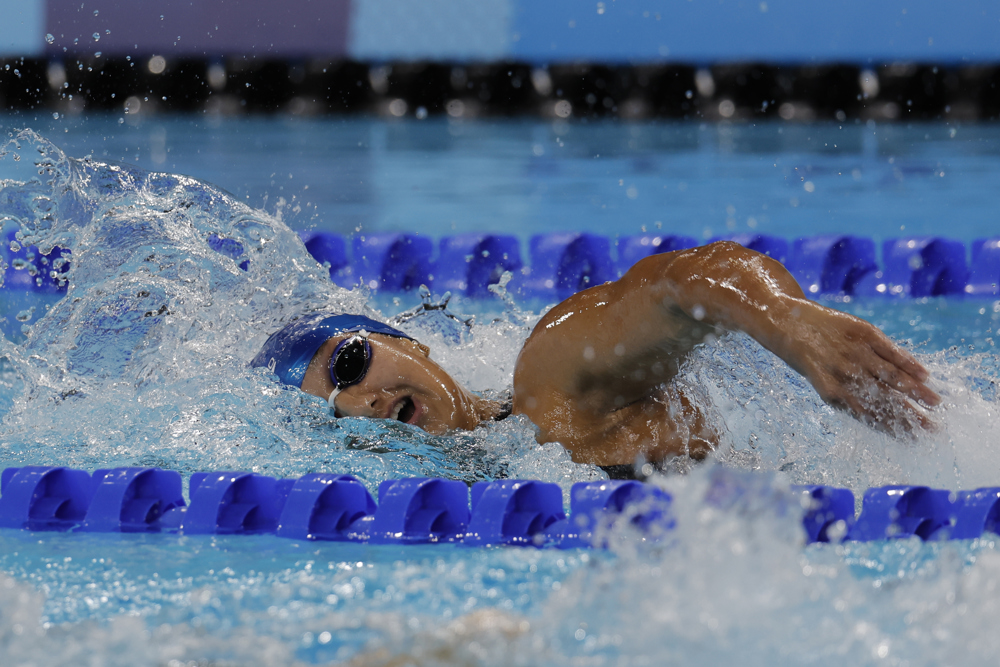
[93,9,99,15]
[92,32,100,42]
[44,33,55,45]
[52,112,59,120]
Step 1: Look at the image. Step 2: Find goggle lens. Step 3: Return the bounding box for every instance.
[330,336,372,389]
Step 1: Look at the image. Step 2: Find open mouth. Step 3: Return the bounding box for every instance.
[390,396,418,423]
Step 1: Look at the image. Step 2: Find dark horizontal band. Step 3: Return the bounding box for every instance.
[2,57,1000,121]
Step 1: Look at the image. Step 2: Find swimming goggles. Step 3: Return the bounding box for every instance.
[327,334,372,410]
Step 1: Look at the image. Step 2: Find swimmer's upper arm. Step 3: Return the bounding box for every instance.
[512,248,708,424]
[513,241,807,419]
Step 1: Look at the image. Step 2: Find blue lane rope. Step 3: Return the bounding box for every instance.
[4,232,1000,299]
[280,231,1000,299]
[0,467,998,547]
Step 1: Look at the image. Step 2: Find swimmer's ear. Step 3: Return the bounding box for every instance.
[416,342,431,357]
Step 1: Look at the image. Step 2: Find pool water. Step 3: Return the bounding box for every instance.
[0,117,999,665]
[5,114,1000,243]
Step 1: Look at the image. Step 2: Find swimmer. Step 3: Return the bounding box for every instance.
[252,241,940,477]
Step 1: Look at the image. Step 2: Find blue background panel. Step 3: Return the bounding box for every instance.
[510,0,1000,64]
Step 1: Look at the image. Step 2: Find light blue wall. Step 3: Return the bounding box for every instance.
[0,0,43,57]
[509,0,1000,64]
[350,0,510,61]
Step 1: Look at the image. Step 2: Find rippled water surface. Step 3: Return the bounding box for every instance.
[0,118,999,665]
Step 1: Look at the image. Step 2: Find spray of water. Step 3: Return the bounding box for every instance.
[0,129,599,489]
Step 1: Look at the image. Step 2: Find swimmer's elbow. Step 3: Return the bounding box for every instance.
[626,240,800,301]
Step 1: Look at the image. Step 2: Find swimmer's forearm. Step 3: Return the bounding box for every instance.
[648,241,940,427]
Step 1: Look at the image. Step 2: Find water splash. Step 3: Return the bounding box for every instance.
[0,129,598,489]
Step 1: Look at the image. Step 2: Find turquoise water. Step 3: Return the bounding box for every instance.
[0,118,999,665]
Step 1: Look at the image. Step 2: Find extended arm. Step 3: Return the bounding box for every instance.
[513,241,939,464]
[657,242,938,425]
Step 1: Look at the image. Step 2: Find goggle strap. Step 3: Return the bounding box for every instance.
[328,386,343,410]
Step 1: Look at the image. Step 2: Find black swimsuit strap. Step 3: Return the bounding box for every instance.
[599,464,642,480]
[492,398,514,421]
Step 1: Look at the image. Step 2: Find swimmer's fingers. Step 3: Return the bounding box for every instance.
[866,350,941,408]
[869,336,929,382]
[832,376,935,434]
[869,377,936,433]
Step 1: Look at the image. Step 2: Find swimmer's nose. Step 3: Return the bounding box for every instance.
[330,388,381,419]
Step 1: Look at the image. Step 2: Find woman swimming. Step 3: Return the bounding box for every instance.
[253,241,940,473]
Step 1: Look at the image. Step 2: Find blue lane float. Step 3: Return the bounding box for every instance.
[82,467,186,533]
[4,467,1000,547]
[466,479,564,547]
[276,473,377,541]
[786,235,879,297]
[794,484,857,543]
[182,471,290,535]
[547,479,674,548]
[847,485,954,541]
[434,234,523,298]
[514,232,616,300]
[881,237,971,297]
[299,232,352,285]
[967,238,1000,296]
[0,466,92,531]
[367,477,471,544]
[952,488,1000,540]
[352,233,434,292]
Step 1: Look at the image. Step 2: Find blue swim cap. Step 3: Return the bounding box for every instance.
[251,313,414,388]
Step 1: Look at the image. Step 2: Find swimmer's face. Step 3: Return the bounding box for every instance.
[300,333,484,434]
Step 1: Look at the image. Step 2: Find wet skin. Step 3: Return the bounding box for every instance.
[301,241,941,466]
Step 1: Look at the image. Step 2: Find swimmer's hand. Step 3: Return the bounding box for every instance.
[776,301,940,432]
